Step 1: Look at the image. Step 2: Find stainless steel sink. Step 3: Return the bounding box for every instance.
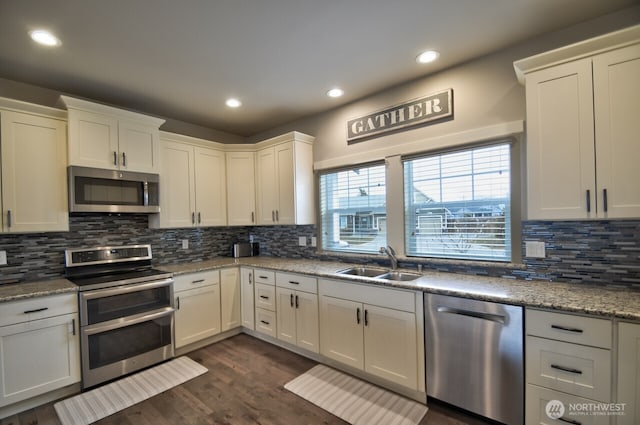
[375,271,422,281]
[336,267,387,277]
[336,267,422,282]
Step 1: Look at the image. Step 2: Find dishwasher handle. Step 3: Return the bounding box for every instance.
[436,306,506,324]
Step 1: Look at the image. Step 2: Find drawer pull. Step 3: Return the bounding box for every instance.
[260,320,270,325]
[551,324,583,333]
[558,417,582,425]
[259,295,269,300]
[191,279,205,284]
[23,307,48,314]
[288,280,299,285]
[551,364,583,375]
[259,275,269,280]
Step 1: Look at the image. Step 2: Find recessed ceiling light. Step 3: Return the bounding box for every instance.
[225,98,241,108]
[326,88,344,98]
[416,50,439,64]
[29,29,61,47]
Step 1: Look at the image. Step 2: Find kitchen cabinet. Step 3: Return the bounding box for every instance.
[60,95,164,173]
[525,308,613,424]
[255,132,314,225]
[319,278,420,391]
[275,272,319,353]
[617,322,640,425]
[226,151,257,225]
[173,270,221,348]
[149,132,227,228]
[240,267,255,330]
[0,109,68,233]
[220,268,241,332]
[253,269,277,338]
[0,294,80,408]
[515,36,640,219]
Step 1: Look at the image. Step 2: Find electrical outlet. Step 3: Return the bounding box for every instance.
[181,239,189,250]
[0,251,6,266]
[298,236,307,247]
[525,241,545,258]
[311,236,317,247]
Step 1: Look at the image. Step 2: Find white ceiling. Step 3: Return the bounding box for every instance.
[0,0,637,137]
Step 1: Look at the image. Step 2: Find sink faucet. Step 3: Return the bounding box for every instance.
[379,246,398,270]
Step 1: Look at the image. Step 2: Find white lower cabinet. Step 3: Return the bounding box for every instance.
[275,272,319,353]
[220,268,241,331]
[526,384,611,425]
[0,294,80,408]
[253,269,277,338]
[173,270,221,348]
[319,278,420,391]
[617,322,640,425]
[240,268,255,330]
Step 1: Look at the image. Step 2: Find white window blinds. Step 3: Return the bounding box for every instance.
[319,163,387,253]
[404,143,511,261]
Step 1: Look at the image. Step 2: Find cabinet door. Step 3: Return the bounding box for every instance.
[274,142,295,224]
[67,109,119,170]
[276,287,296,345]
[154,139,196,228]
[0,111,69,232]
[240,268,255,330]
[220,268,241,332]
[226,151,256,225]
[117,120,159,173]
[363,304,418,390]
[256,147,277,224]
[295,291,319,353]
[0,313,80,407]
[319,296,364,370]
[525,59,596,219]
[593,44,640,219]
[618,322,640,425]
[174,285,221,348]
[194,146,227,226]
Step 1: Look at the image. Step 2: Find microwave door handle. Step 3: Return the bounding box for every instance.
[143,181,149,206]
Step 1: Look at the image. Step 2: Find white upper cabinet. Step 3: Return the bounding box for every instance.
[0,109,69,233]
[150,132,227,228]
[226,150,257,226]
[255,132,315,225]
[59,95,164,173]
[515,27,640,219]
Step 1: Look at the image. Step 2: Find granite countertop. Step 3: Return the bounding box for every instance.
[159,257,640,321]
[0,278,77,303]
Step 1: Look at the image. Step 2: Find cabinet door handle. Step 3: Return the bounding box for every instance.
[260,319,270,325]
[558,417,582,425]
[176,296,180,310]
[603,188,608,213]
[364,309,369,326]
[260,295,269,300]
[586,189,591,213]
[23,307,48,314]
[192,212,195,225]
[251,211,255,223]
[290,293,294,307]
[272,210,275,222]
[295,295,299,309]
[6,210,11,228]
[71,318,76,336]
[275,210,279,222]
[249,272,253,285]
[122,152,126,167]
[113,151,118,166]
[198,212,201,224]
[356,307,361,324]
[551,324,583,333]
[551,364,583,375]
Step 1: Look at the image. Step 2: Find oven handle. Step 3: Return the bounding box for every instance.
[82,307,175,335]
[80,278,174,301]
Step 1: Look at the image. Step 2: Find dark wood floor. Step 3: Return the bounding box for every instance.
[1,334,494,425]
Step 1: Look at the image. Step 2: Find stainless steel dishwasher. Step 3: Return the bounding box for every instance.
[425,293,523,425]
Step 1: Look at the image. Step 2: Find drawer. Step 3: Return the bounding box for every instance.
[254,269,275,285]
[174,270,220,292]
[0,293,77,327]
[527,309,612,349]
[526,384,611,425]
[526,335,611,402]
[255,308,276,338]
[276,272,317,293]
[255,283,276,311]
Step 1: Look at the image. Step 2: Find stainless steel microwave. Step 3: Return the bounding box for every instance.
[68,166,160,213]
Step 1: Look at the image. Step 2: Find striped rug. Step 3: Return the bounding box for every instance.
[54,356,207,425]
[284,364,428,425]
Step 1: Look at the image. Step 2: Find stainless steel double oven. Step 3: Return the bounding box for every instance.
[65,245,174,389]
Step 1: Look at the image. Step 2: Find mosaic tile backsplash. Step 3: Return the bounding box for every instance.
[0,214,638,289]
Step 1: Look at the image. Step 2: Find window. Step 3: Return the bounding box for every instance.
[319,163,386,253]
[404,143,511,261]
